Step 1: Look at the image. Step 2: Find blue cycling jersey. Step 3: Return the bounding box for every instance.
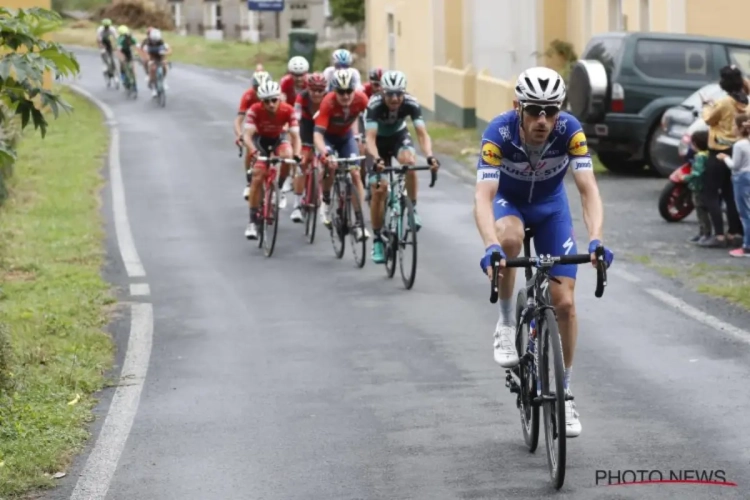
[476,110,593,204]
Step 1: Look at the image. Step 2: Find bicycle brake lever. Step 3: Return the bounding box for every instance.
[594,246,607,298]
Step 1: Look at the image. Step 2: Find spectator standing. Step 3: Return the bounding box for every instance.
[700,65,746,248]
[684,130,712,244]
[718,114,750,257]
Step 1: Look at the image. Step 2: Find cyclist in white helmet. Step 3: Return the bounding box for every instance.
[139,28,172,97]
[475,67,614,439]
[323,48,364,92]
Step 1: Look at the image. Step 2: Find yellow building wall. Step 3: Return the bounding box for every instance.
[686,0,750,40]
[651,0,669,31]
[444,0,464,67]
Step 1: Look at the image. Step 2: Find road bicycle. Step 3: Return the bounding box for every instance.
[120,60,137,100]
[101,49,118,89]
[490,229,607,490]
[325,154,367,268]
[374,164,437,290]
[301,154,322,244]
[150,58,169,108]
[253,155,298,257]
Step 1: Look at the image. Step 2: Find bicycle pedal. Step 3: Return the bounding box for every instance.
[564,393,574,401]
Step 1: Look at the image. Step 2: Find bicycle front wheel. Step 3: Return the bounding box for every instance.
[329,180,345,259]
[539,307,566,489]
[304,167,318,244]
[398,196,418,289]
[515,289,539,452]
[347,181,366,269]
[262,180,280,257]
[383,201,397,279]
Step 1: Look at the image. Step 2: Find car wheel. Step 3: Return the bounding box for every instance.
[597,153,644,175]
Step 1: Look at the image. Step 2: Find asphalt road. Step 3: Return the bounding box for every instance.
[48,51,750,500]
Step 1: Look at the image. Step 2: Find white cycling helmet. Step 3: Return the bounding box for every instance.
[257,80,281,100]
[381,70,407,92]
[148,28,162,42]
[287,56,309,75]
[515,67,566,105]
[331,68,355,91]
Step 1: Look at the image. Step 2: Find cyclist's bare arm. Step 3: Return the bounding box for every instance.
[234,114,245,140]
[474,180,500,247]
[365,128,379,158]
[313,131,328,157]
[413,122,434,158]
[242,122,256,150]
[572,168,603,243]
[289,128,302,158]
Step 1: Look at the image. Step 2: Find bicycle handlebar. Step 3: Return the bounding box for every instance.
[488,246,607,303]
[378,165,438,188]
[255,156,298,165]
[328,155,367,164]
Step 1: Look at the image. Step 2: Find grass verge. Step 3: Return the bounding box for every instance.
[0,88,114,497]
[408,120,608,174]
[51,20,333,78]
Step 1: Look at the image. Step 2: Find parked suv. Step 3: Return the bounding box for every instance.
[568,32,750,175]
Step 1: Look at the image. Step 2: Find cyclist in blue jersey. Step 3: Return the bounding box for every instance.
[474,67,614,438]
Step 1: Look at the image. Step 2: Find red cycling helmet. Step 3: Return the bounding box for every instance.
[369,67,384,83]
[307,72,327,92]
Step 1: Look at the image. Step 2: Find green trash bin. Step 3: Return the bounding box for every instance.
[288,29,318,69]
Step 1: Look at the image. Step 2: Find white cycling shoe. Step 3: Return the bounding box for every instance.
[282,177,293,193]
[565,390,582,438]
[290,206,303,223]
[244,223,258,240]
[320,202,331,227]
[493,324,519,368]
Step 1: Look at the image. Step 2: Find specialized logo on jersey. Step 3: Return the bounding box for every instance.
[498,156,569,181]
[481,142,503,166]
[568,131,588,156]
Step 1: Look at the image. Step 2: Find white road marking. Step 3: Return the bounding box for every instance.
[129,283,151,296]
[68,84,146,277]
[70,303,154,500]
[610,266,642,283]
[646,288,750,343]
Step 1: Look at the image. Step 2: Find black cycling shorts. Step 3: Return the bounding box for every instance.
[373,128,414,169]
[252,134,290,156]
[300,118,314,147]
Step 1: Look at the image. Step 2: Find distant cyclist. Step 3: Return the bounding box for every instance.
[280,56,309,104]
[363,67,383,98]
[323,49,364,92]
[475,67,614,438]
[139,27,154,75]
[290,72,327,223]
[116,25,138,89]
[314,69,370,241]
[96,18,117,79]
[364,70,439,263]
[360,67,383,196]
[235,70,272,201]
[242,81,302,240]
[141,28,172,98]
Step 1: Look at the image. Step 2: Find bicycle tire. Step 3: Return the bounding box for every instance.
[539,307,566,489]
[347,179,366,269]
[256,185,265,249]
[382,183,397,278]
[515,288,539,452]
[398,196,418,289]
[329,179,345,259]
[157,67,166,108]
[263,180,280,257]
[305,166,318,244]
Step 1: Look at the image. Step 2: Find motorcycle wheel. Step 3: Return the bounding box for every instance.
[658,180,694,222]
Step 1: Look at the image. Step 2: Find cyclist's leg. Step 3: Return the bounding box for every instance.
[248,135,269,223]
[295,120,314,201]
[340,131,365,214]
[369,135,395,234]
[491,195,525,367]
[275,134,293,186]
[395,130,422,228]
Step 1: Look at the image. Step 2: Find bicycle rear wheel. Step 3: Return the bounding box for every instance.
[515,289,539,452]
[398,196,418,289]
[262,180,280,257]
[156,68,166,107]
[304,167,318,244]
[329,180,345,259]
[539,307,566,489]
[347,181,366,269]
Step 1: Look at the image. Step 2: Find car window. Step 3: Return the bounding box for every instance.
[634,40,713,81]
[727,47,750,76]
[682,84,725,109]
[581,37,623,73]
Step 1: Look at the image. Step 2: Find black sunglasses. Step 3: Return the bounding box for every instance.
[263,98,279,104]
[385,91,404,99]
[336,89,354,96]
[522,103,561,117]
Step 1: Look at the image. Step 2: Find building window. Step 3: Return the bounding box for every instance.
[639,0,650,31]
[169,2,181,28]
[387,13,396,69]
[291,19,307,28]
[608,0,623,31]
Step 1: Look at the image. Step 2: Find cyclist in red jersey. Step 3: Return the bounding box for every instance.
[242,80,302,240]
[291,72,327,222]
[235,70,271,201]
[363,67,383,98]
[359,67,384,193]
[314,68,370,241]
[280,56,309,104]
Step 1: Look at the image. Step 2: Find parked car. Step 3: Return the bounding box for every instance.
[650,83,725,177]
[567,32,750,175]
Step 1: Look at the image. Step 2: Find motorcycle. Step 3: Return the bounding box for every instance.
[658,161,694,222]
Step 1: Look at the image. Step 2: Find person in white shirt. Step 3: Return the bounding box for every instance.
[323,49,364,92]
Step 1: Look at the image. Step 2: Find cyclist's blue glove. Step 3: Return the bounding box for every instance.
[588,239,614,268]
[480,244,505,275]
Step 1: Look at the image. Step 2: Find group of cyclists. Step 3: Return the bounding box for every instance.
[234,48,441,263]
[96,18,172,98]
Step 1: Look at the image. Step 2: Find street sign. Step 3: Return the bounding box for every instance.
[248,0,284,11]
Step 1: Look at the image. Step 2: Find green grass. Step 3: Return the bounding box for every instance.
[0,88,114,497]
[51,20,333,79]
